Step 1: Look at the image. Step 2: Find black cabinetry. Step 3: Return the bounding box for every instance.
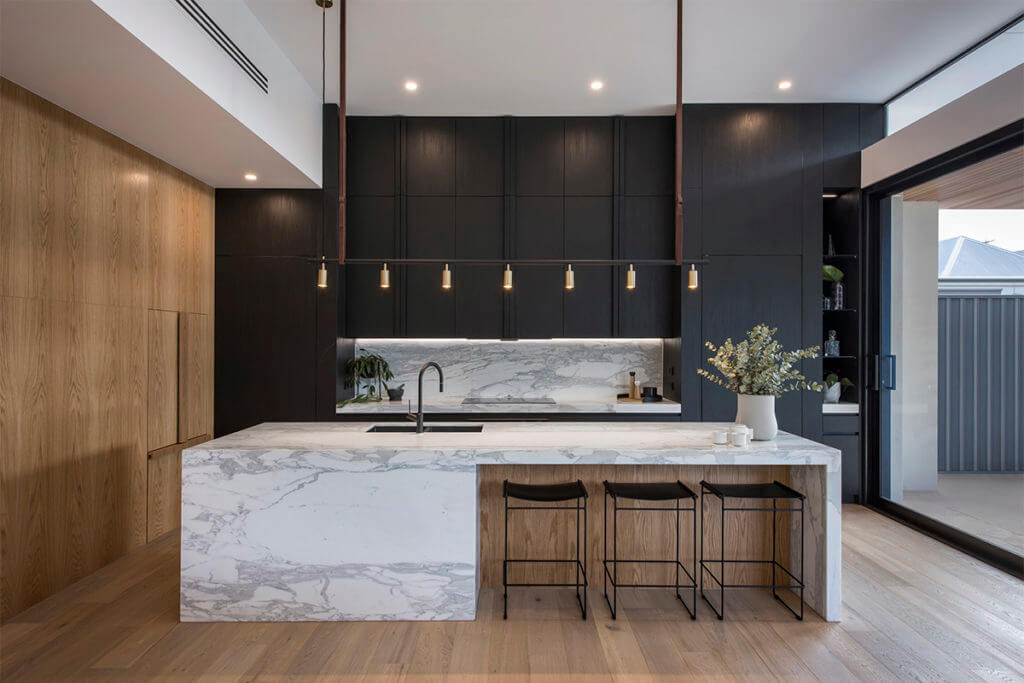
[344,115,677,339]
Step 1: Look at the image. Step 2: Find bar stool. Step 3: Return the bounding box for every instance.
[602,481,697,620]
[699,480,805,620]
[502,480,588,620]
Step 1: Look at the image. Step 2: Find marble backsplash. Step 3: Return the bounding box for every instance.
[352,339,663,402]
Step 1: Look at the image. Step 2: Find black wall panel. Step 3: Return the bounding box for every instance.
[564,266,613,337]
[215,257,318,435]
[623,117,674,196]
[347,196,396,258]
[699,255,804,430]
[514,267,563,338]
[456,265,504,338]
[215,190,319,256]
[565,197,612,258]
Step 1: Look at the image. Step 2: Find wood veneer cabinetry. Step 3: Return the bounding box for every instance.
[0,79,214,620]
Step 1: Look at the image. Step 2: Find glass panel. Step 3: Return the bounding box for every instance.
[879,148,1024,557]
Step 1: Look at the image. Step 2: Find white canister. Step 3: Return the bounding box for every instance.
[730,430,750,447]
[712,429,729,445]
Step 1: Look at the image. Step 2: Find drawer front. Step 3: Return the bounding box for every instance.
[823,414,860,434]
[821,434,860,503]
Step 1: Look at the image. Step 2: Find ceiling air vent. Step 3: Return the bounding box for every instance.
[175,0,269,93]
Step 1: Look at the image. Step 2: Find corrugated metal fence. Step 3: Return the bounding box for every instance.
[938,295,1023,472]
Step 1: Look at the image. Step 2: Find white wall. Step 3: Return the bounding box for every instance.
[863,65,1024,187]
[890,198,939,493]
[92,0,322,186]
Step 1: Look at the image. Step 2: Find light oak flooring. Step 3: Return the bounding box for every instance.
[1,506,1022,681]
[902,473,1024,556]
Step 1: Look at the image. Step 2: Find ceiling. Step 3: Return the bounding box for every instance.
[250,0,1024,115]
[903,147,1024,210]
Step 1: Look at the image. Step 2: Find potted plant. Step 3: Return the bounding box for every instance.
[823,265,845,309]
[697,324,823,440]
[823,373,853,404]
[345,349,394,403]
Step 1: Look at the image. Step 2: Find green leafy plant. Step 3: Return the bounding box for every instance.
[697,324,824,396]
[344,349,394,403]
[823,265,844,283]
[824,373,854,390]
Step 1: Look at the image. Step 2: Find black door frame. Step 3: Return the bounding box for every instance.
[861,119,1024,580]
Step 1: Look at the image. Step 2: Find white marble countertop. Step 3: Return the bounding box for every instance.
[335,396,682,414]
[189,421,840,469]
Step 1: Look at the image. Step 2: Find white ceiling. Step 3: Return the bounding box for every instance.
[250,0,1024,115]
[1,0,317,188]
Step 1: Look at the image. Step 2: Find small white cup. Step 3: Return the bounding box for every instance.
[730,430,750,447]
[712,429,729,445]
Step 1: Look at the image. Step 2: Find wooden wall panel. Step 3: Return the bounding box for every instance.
[178,312,212,441]
[147,448,182,541]
[147,310,178,451]
[0,79,213,621]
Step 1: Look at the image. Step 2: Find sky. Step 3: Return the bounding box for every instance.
[938,210,1024,252]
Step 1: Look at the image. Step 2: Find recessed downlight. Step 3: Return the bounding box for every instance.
[404,80,418,92]
[777,80,793,91]
[590,80,604,91]
[244,172,258,181]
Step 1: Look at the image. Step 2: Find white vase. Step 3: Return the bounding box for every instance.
[824,383,841,404]
[735,394,778,440]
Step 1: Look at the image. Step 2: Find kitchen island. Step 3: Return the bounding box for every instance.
[181,422,841,622]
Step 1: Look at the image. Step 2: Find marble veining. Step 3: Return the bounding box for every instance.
[353,338,663,403]
[183,422,842,622]
[336,396,681,414]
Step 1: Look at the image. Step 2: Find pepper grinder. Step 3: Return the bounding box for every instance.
[628,371,638,399]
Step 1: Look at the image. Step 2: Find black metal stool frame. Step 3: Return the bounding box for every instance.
[503,480,588,620]
[602,481,697,620]
[699,480,805,621]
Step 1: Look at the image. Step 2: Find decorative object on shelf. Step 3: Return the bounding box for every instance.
[387,384,406,401]
[823,264,844,309]
[824,330,840,357]
[697,324,823,440]
[823,296,833,311]
[344,349,394,403]
[826,233,836,257]
[823,374,853,404]
[628,371,639,399]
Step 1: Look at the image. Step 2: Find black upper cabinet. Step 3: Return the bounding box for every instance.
[347,196,396,259]
[620,196,674,259]
[456,196,503,258]
[516,118,564,195]
[406,197,454,257]
[346,264,396,337]
[515,267,563,338]
[618,265,675,338]
[623,117,674,196]
[406,118,455,196]
[456,118,504,196]
[216,190,320,257]
[565,197,612,259]
[406,265,456,337]
[565,118,614,196]
[515,196,563,258]
[700,105,809,255]
[565,266,613,337]
[456,265,503,338]
[347,118,396,196]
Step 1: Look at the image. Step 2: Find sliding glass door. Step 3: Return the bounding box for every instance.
[867,139,1023,577]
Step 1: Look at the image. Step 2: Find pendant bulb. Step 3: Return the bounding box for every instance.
[317,256,328,288]
[441,263,452,290]
[688,263,699,290]
[380,263,390,289]
[503,264,513,290]
[565,264,575,290]
[626,264,637,290]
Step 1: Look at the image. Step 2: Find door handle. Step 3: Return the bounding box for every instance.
[880,354,897,390]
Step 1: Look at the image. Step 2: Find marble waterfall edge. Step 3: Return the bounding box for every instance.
[180,447,478,621]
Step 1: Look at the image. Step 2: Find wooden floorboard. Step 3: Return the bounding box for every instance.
[1,506,1022,681]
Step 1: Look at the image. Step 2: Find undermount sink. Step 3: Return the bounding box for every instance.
[366,424,484,433]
